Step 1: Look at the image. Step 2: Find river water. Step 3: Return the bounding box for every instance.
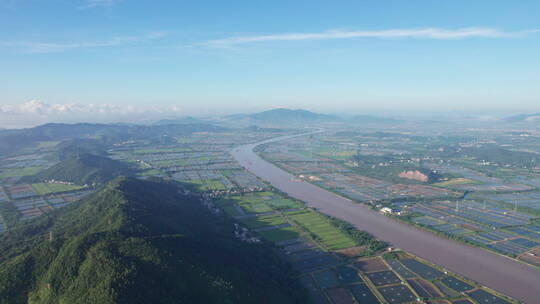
[231,132,540,304]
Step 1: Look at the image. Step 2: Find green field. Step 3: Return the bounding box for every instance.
[31,183,84,195]
[257,226,303,242]
[133,147,192,154]
[139,169,162,176]
[238,214,287,229]
[288,211,358,250]
[37,141,60,148]
[187,179,206,190]
[0,167,43,179]
[214,197,235,207]
[218,192,356,248]
[152,159,189,167]
[239,202,273,213]
[222,193,275,213]
[266,198,302,209]
[205,180,227,190]
[222,206,241,217]
[185,179,226,191]
[217,193,291,217]
[317,149,357,160]
[291,147,356,160]
[256,191,278,197]
[433,178,482,187]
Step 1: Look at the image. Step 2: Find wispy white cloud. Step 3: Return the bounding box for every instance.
[80,0,121,9]
[2,27,537,54]
[201,27,538,47]
[0,100,182,116]
[0,32,167,53]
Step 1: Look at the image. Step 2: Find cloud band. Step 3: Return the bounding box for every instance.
[202,27,536,47]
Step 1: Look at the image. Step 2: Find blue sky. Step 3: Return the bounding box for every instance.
[1,0,539,124]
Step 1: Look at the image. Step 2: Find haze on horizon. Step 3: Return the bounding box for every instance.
[1,0,539,128]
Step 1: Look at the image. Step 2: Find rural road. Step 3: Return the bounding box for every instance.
[231,131,540,304]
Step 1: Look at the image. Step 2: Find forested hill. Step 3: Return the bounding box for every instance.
[0,177,307,304]
[0,122,226,156]
[21,153,133,186]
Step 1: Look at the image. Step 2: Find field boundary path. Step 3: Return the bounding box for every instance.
[231,131,540,304]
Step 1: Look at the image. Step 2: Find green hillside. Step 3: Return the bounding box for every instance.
[55,138,108,160]
[0,177,306,304]
[22,154,133,186]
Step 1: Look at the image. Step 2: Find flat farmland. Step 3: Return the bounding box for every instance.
[335,246,365,258]
[286,248,327,262]
[407,278,442,298]
[232,133,535,303]
[216,193,274,214]
[299,276,330,304]
[336,266,361,284]
[6,184,38,199]
[519,247,540,267]
[313,270,340,289]
[185,179,226,191]
[216,191,361,248]
[132,147,192,154]
[366,270,401,286]
[291,255,339,274]
[467,289,512,304]
[287,211,358,250]
[434,178,482,188]
[408,200,540,263]
[377,285,416,304]
[221,205,241,217]
[400,259,444,280]
[475,191,540,212]
[257,225,303,242]
[354,257,389,272]
[266,198,302,209]
[386,259,416,279]
[349,283,380,303]
[440,276,474,292]
[324,287,356,304]
[0,167,43,179]
[238,214,287,229]
[31,183,84,195]
[239,201,273,214]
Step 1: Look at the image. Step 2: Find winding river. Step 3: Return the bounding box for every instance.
[231,131,540,304]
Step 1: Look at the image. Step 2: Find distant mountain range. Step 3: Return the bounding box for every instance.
[0,109,403,156]
[224,108,400,124]
[154,116,209,125]
[0,122,226,156]
[0,177,306,303]
[505,113,540,123]
[349,115,403,124]
[225,108,339,123]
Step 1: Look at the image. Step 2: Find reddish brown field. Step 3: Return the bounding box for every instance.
[408,278,442,298]
[461,223,484,232]
[519,248,540,267]
[354,257,388,272]
[335,246,365,258]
